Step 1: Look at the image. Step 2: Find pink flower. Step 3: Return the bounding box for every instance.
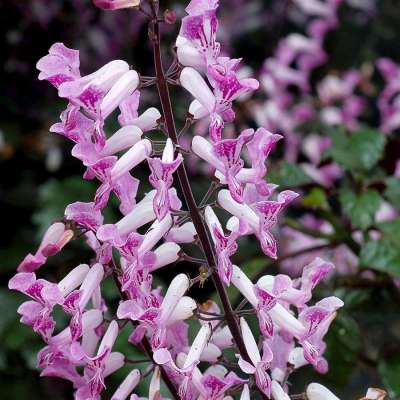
[147,139,183,220]
[306,383,340,400]
[238,318,273,397]
[50,103,94,143]
[204,206,241,285]
[37,43,80,88]
[154,324,212,400]
[298,296,343,372]
[232,266,306,339]
[180,63,258,131]
[98,214,173,294]
[57,59,139,148]
[198,370,247,400]
[377,58,400,134]
[111,369,140,400]
[117,274,194,349]
[177,0,220,69]
[65,202,104,231]
[257,258,334,308]
[192,129,254,202]
[18,222,74,272]
[38,309,103,386]
[93,0,140,10]
[73,320,124,399]
[8,264,90,341]
[218,189,299,258]
[9,272,64,341]
[91,139,151,214]
[62,263,104,341]
[118,91,161,131]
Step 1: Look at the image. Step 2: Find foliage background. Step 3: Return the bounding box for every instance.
[1,0,400,399]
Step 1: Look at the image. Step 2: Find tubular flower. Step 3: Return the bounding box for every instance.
[154,324,212,399]
[93,0,141,10]
[9,1,356,398]
[147,139,183,220]
[17,222,73,272]
[238,318,273,397]
[177,0,220,69]
[204,206,241,285]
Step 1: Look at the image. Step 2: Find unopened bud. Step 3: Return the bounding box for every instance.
[164,9,177,24]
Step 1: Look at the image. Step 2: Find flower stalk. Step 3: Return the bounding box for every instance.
[148,0,255,371]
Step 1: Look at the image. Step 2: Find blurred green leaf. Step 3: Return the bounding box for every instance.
[268,161,313,188]
[384,177,400,211]
[377,219,400,246]
[334,287,371,309]
[32,177,97,235]
[325,312,361,386]
[302,187,329,209]
[379,357,400,397]
[0,289,22,337]
[326,129,386,171]
[340,188,381,230]
[360,239,400,277]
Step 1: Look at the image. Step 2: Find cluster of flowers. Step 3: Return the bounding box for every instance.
[250,0,399,170]
[253,0,346,163]
[376,57,400,134]
[228,0,400,276]
[8,0,385,399]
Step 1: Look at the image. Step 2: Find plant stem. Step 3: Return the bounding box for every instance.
[148,0,258,384]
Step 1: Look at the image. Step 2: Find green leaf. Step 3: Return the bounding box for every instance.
[326,129,386,171]
[351,129,386,170]
[0,289,22,337]
[324,313,361,386]
[377,219,400,246]
[333,287,371,309]
[379,357,400,397]
[302,187,329,209]
[340,189,381,230]
[32,177,97,235]
[384,177,400,210]
[360,239,400,277]
[268,161,312,188]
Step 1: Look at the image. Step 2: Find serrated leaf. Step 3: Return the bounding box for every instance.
[379,357,400,397]
[360,239,400,277]
[350,129,386,170]
[269,161,313,188]
[340,189,381,230]
[326,129,386,171]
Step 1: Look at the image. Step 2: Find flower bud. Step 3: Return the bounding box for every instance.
[306,383,340,400]
[93,0,140,10]
[164,9,177,24]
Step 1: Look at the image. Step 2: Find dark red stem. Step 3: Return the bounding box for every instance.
[149,0,256,376]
